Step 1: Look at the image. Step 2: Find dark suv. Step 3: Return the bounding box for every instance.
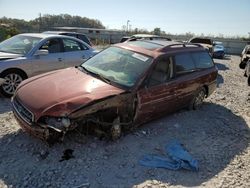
[43,31,92,46]
[12,40,217,143]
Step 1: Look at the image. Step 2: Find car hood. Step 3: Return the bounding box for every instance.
[0,51,23,61]
[15,67,125,120]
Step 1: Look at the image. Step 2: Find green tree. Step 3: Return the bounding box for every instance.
[153,27,161,35]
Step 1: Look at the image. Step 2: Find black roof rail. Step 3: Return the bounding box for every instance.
[160,42,203,51]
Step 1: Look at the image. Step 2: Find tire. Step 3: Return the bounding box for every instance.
[248,76,250,86]
[0,70,25,97]
[189,88,206,110]
[239,61,247,69]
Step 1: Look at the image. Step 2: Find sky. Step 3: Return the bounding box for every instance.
[0,0,250,37]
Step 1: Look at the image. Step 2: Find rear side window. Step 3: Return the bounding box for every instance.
[192,52,214,68]
[62,38,87,52]
[174,53,195,75]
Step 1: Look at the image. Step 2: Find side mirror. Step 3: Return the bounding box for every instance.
[34,49,49,56]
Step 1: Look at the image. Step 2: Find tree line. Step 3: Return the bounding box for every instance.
[0,14,105,41]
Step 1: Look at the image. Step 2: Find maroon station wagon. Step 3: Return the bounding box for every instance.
[12,40,217,143]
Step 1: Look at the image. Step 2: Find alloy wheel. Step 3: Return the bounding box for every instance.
[2,73,23,95]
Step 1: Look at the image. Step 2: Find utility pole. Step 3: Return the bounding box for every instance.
[126,20,130,34]
[38,13,42,32]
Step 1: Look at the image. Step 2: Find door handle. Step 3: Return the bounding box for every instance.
[58,58,63,62]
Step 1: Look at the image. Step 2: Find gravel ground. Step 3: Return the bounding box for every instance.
[0,55,249,188]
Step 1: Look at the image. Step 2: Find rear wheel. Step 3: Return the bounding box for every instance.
[0,70,26,97]
[189,88,206,110]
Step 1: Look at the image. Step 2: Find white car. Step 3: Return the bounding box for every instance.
[0,33,97,97]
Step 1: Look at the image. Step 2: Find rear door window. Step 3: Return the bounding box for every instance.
[192,51,214,68]
[62,38,87,52]
[174,53,195,76]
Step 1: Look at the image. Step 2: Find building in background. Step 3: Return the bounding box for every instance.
[54,27,125,44]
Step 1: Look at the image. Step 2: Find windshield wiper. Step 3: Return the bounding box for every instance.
[79,66,111,84]
[78,66,90,74]
[91,72,111,84]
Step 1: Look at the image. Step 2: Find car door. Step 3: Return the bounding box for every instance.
[135,56,178,123]
[29,38,65,76]
[172,52,199,108]
[62,38,92,67]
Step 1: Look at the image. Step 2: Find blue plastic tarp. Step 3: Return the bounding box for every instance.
[139,140,198,171]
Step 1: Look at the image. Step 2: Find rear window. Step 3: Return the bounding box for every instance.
[190,38,212,45]
[174,53,195,75]
[192,51,214,68]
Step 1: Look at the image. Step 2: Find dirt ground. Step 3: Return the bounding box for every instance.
[0,55,249,188]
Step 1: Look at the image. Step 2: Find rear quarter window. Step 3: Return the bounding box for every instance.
[192,51,214,69]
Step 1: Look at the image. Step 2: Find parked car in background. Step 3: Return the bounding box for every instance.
[189,37,214,55]
[12,40,217,143]
[119,36,130,43]
[43,31,92,46]
[0,33,97,97]
[244,60,250,86]
[120,34,171,43]
[213,42,225,59]
[239,45,250,69]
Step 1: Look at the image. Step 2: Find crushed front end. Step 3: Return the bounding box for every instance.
[12,92,136,144]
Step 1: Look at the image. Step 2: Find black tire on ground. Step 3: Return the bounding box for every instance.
[239,61,247,69]
[189,87,206,110]
[0,70,26,97]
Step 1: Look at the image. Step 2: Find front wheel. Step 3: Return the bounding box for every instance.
[0,71,25,97]
[189,88,206,110]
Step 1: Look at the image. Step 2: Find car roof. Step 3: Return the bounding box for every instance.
[18,33,56,38]
[115,40,205,58]
[18,33,91,48]
[18,33,85,40]
[43,31,86,35]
